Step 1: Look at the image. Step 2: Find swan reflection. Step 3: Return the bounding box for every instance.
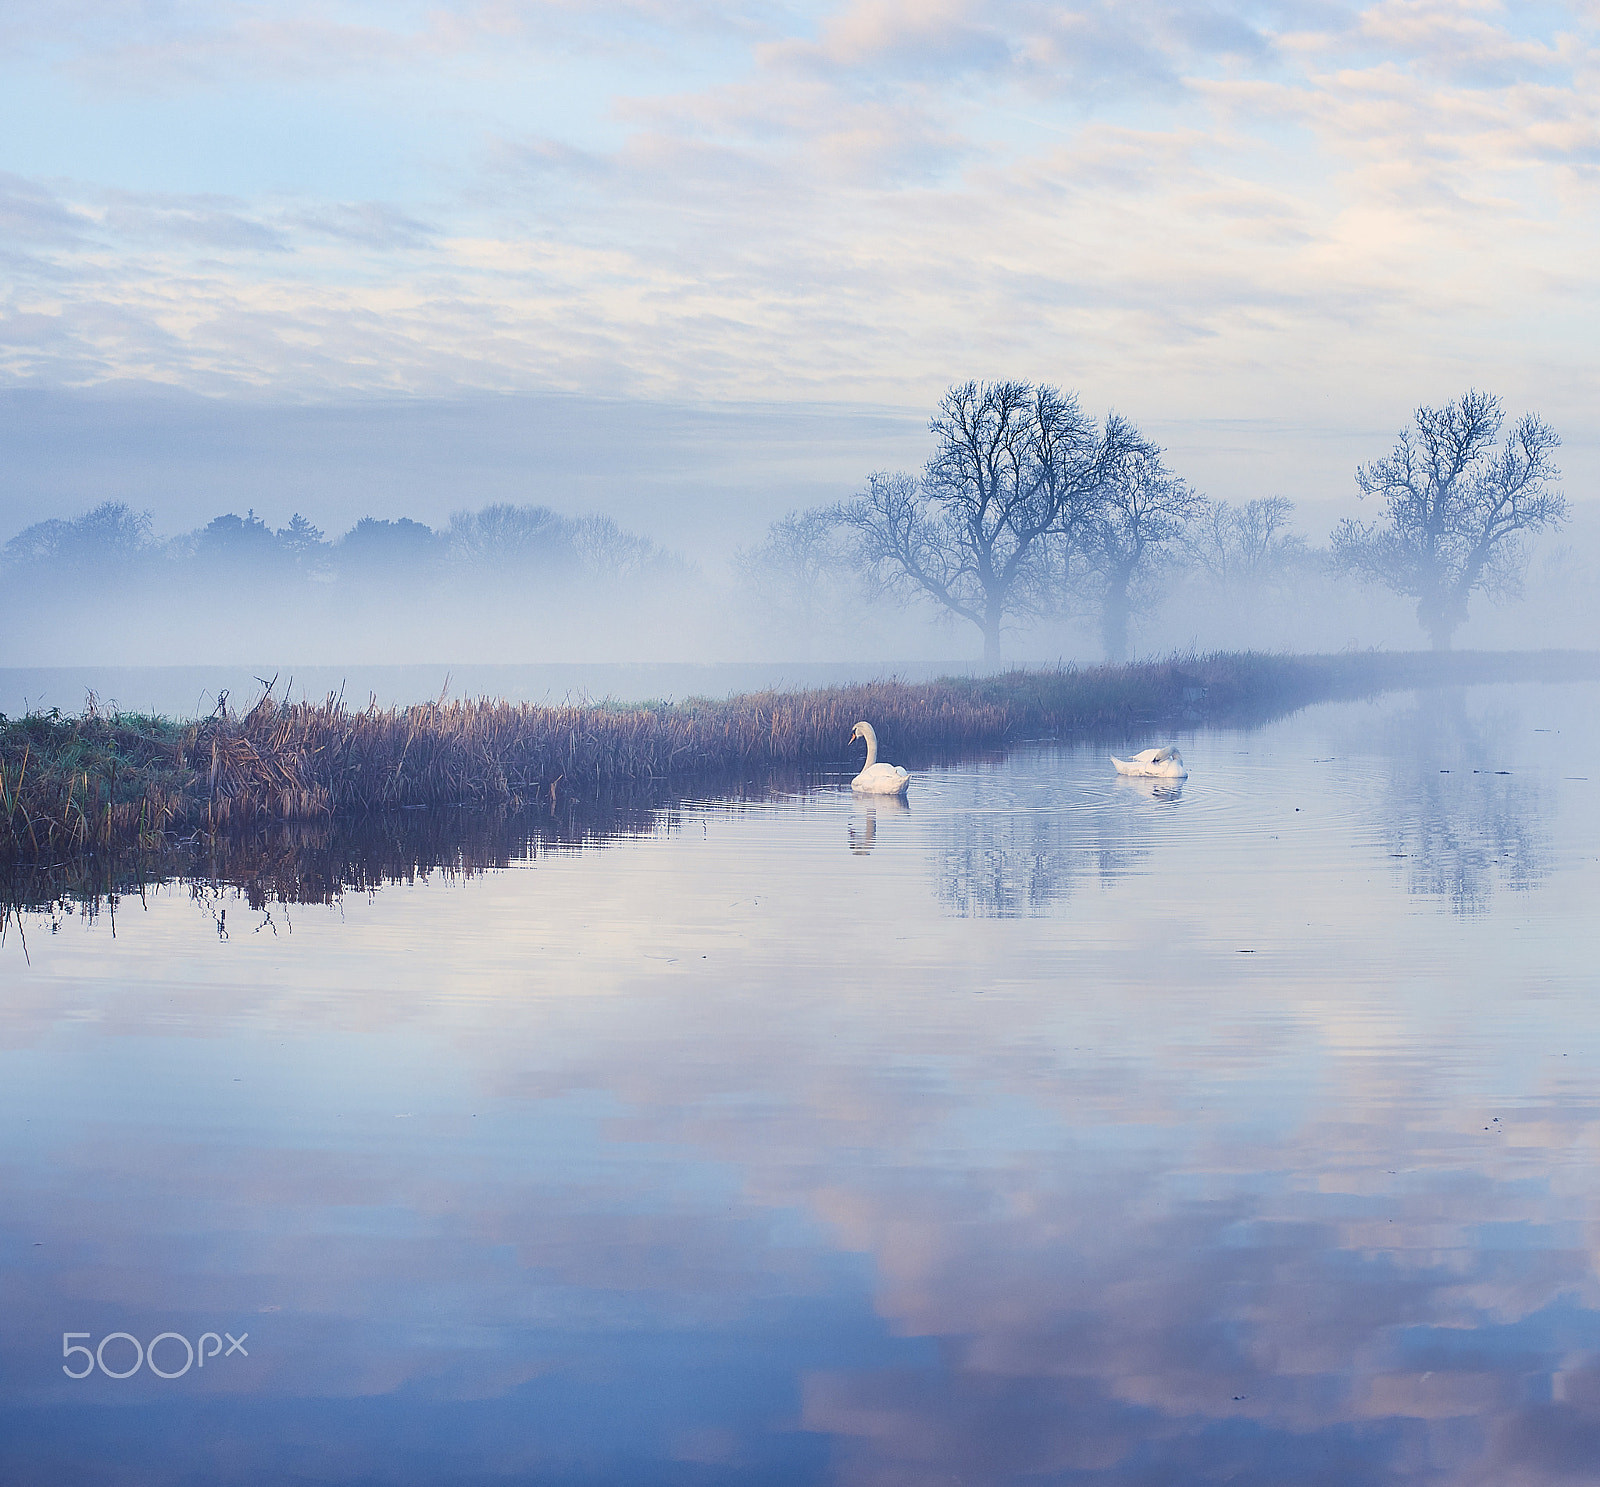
[849,795,910,855]
[1113,773,1185,803]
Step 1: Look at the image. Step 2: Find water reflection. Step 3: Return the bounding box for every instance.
[3,683,1600,1483]
[934,759,1158,918]
[2,802,638,914]
[1368,690,1553,914]
[1390,768,1549,913]
[1112,772,1185,803]
[847,796,909,855]
[1,689,1564,930]
[0,774,817,923]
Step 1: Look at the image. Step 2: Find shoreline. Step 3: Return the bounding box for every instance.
[4,649,1599,867]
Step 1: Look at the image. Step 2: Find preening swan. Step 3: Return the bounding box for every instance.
[849,721,911,795]
[1111,746,1188,779]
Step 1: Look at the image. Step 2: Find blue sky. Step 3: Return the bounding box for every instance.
[2,0,1597,539]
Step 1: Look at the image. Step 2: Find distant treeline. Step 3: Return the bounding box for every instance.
[1,387,1573,664]
[3,502,685,588]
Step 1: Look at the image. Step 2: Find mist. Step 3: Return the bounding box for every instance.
[0,386,930,569]
[3,385,1596,719]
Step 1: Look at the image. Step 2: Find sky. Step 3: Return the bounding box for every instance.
[2,0,1598,550]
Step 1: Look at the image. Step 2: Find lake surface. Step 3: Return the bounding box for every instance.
[5,681,1600,1485]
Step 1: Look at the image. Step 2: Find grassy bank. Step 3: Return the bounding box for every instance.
[4,649,1597,864]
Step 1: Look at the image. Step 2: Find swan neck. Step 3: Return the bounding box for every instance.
[859,723,877,768]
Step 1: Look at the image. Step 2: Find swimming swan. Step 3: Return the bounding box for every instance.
[1111,746,1188,779]
[849,722,911,795]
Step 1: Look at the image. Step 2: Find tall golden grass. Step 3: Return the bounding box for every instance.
[4,649,1596,864]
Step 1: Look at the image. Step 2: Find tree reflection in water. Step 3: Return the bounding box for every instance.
[1370,689,1553,914]
[932,755,1172,918]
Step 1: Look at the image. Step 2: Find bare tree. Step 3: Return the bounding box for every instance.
[447,504,576,572]
[734,506,861,636]
[573,515,678,581]
[1332,391,1566,649]
[1184,496,1308,592]
[1074,425,1203,662]
[841,381,1117,665]
[4,502,154,574]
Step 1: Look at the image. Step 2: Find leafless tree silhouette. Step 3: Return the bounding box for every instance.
[1076,426,1203,662]
[1332,391,1565,649]
[842,381,1129,664]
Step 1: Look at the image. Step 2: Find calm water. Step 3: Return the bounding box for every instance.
[4,683,1600,1485]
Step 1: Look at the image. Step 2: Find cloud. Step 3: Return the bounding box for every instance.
[761,0,1299,98]
[0,0,794,87]
[281,202,438,250]
[96,191,290,253]
[767,0,1020,81]
[1357,0,1576,87]
[0,173,91,246]
[1,0,1598,447]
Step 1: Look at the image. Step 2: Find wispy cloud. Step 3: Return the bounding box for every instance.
[0,0,796,85]
[0,172,91,245]
[1,0,1598,435]
[282,202,439,250]
[96,190,291,252]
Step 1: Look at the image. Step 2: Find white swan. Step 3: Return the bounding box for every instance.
[1111,746,1188,778]
[849,721,911,795]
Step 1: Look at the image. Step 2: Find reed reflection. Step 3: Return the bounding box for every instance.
[0,772,828,926]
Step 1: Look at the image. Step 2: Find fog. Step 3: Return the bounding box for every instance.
[0,386,930,566]
[2,386,1596,717]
